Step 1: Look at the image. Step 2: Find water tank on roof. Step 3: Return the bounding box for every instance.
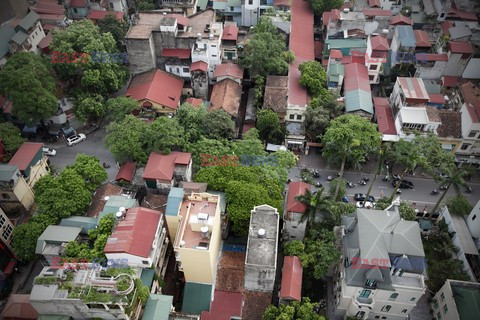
[258,228,266,238]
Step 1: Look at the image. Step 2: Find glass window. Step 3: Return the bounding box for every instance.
[359,289,371,298]
[289,114,295,120]
[183,67,189,73]
[468,130,478,138]
[356,311,366,318]
[296,115,302,120]
[473,215,477,221]
[402,309,407,313]
[461,143,471,150]
[433,299,438,309]
[437,312,442,320]
[440,293,445,301]
[369,64,377,70]
[389,293,398,301]
[410,297,416,302]
[381,305,391,312]
[443,305,448,314]
[365,279,377,287]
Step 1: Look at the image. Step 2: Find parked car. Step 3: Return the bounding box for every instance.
[392,179,414,189]
[66,133,86,146]
[42,147,57,156]
[356,201,376,209]
[354,193,375,202]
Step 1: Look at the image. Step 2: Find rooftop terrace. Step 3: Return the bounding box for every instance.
[174,193,220,250]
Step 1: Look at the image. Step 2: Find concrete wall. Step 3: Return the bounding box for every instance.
[466,200,480,239]
[283,211,307,241]
[416,61,447,80]
[431,281,460,320]
[126,37,156,75]
[244,264,276,291]
[191,70,209,99]
[444,53,469,77]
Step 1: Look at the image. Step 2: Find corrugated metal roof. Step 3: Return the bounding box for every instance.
[8,142,42,172]
[279,256,302,301]
[166,187,185,216]
[35,226,82,254]
[11,31,28,45]
[141,268,155,289]
[397,25,416,48]
[18,11,40,32]
[227,0,242,6]
[142,294,173,320]
[213,1,227,10]
[0,25,16,58]
[345,90,374,114]
[286,181,310,213]
[197,0,208,10]
[182,282,212,314]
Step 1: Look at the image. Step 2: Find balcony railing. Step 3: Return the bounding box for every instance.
[356,296,373,304]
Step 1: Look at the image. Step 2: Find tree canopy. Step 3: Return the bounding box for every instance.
[241,17,290,77]
[97,13,127,49]
[74,94,105,123]
[299,61,328,98]
[50,19,128,96]
[447,195,473,216]
[105,96,139,122]
[256,109,285,144]
[263,298,325,320]
[0,52,57,125]
[308,0,344,15]
[0,122,26,160]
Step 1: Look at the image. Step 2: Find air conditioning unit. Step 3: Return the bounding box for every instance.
[198,213,209,221]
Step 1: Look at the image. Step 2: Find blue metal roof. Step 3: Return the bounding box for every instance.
[166,187,184,216]
[98,195,137,220]
[397,26,415,48]
[207,190,226,213]
[59,216,98,234]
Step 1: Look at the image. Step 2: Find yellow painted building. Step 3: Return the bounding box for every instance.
[0,165,35,224]
[172,192,222,285]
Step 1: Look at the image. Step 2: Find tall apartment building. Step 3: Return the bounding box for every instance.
[333,201,427,319]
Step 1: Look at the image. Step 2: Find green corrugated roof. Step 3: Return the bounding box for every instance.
[345,90,373,114]
[166,187,184,216]
[141,268,155,289]
[452,285,480,320]
[182,282,212,314]
[0,25,16,59]
[227,0,242,6]
[59,216,98,234]
[142,294,173,320]
[18,11,39,33]
[208,191,226,213]
[325,39,366,56]
[35,226,82,254]
[197,0,208,10]
[329,63,344,76]
[11,31,28,45]
[213,1,227,10]
[330,75,339,82]
[98,195,137,220]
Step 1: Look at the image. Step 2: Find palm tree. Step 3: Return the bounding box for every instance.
[431,167,469,215]
[366,142,391,200]
[295,188,332,228]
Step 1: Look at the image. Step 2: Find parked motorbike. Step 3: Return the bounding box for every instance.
[396,189,402,194]
[316,182,322,187]
[431,189,439,195]
[103,162,111,169]
[466,186,473,193]
[362,177,370,182]
[382,175,391,182]
[312,169,320,178]
[440,185,448,191]
[327,175,334,181]
[286,178,291,184]
[346,181,355,188]
[359,179,367,186]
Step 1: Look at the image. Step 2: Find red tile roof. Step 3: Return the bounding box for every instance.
[289,0,314,107]
[371,35,389,51]
[70,0,86,8]
[143,151,191,181]
[87,10,124,21]
[161,48,191,59]
[330,49,343,59]
[448,3,478,21]
[374,99,397,135]
[390,14,413,25]
[191,60,208,72]
[185,97,204,107]
[428,93,446,105]
[286,181,310,213]
[165,14,190,26]
[201,290,243,320]
[0,294,38,319]
[115,161,136,182]
[126,70,184,110]
[214,63,244,80]
[222,24,239,41]
[368,0,381,7]
[460,82,480,123]
[104,207,162,257]
[441,21,454,36]
[363,9,392,17]
[8,142,42,171]
[344,63,371,92]
[422,54,448,62]
[442,76,459,88]
[322,9,340,27]
[30,0,65,15]
[414,30,431,47]
[280,256,302,301]
[314,40,323,59]
[38,32,53,50]
[210,79,242,117]
[398,77,429,101]
[448,41,474,54]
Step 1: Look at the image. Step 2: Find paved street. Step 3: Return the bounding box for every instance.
[45,126,118,181]
[289,153,480,210]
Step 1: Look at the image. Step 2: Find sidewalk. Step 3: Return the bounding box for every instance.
[11,260,43,294]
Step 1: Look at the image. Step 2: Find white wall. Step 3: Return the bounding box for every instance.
[166,64,191,78]
[444,53,469,77]
[416,61,447,80]
[467,200,480,238]
[284,211,307,241]
[30,21,46,54]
